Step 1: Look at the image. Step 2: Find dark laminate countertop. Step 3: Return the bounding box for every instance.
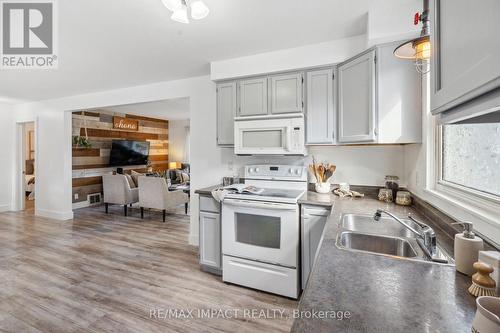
[291,195,476,333]
[194,185,221,195]
[298,191,336,207]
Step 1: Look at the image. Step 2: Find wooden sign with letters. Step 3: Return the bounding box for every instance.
[113,116,139,131]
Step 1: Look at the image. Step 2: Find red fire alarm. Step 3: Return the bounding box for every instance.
[414,12,420,25]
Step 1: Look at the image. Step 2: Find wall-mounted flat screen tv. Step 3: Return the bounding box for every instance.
[109,140,150,166]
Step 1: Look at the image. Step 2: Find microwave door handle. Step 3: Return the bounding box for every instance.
[223,199,296,211]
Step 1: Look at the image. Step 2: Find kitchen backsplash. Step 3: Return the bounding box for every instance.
[221,145,406,187]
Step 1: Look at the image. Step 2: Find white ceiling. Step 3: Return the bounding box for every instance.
[98,98,190,120]
[0,0,416,102]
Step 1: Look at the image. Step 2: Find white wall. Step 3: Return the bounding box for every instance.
[366,0,421,46]
[210,0,422,81]
[211,35,366,81]
[169,119,190,163]
[217,146,406,187]
[307,146,405,186]
[0,103,14,212]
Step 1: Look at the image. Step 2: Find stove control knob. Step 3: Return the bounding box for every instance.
[255,168,260,173]
[289,168,293,174]
[295,169,300,175]
[249,168,254,173]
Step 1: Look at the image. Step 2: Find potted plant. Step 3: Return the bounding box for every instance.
[72,111,92,148]
[72,135,92,148]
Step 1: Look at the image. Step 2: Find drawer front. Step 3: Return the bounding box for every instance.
[222,255,298,298]
[199,195,220,213]
[302,205,331,217]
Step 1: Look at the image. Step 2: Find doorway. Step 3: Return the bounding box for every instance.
[17,121,36,212]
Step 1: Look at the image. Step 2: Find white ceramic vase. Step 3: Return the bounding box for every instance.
[315,182,331,194]
[472,296,500,333]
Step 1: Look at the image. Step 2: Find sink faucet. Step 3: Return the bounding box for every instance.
[373,209,438,259]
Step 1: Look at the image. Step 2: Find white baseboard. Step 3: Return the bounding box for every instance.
[72,200,90,210]
[36,208,74,220]
[189,233,199,247]
[0,203,11,212]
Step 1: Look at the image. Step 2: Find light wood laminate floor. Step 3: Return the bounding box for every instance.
[0,205,297,333]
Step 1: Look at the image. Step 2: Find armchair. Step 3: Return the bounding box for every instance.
[138,176,189,222]
[102,174,139,216]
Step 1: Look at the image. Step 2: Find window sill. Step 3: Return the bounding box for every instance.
[423,187,500,247]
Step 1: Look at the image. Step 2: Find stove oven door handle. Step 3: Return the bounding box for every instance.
[223,199,297,211]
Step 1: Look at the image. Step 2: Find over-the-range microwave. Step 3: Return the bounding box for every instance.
[234,113,307,156]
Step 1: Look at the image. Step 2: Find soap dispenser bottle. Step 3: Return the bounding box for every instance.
[453,222,484,276]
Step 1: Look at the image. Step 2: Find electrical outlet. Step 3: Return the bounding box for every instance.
[228,161,234,171]
[74,193,79,200]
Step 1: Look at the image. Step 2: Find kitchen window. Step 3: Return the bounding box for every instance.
[427,71,500,246]
[439,122,500,199]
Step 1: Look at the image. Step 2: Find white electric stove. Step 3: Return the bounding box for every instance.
[221,165,307,299]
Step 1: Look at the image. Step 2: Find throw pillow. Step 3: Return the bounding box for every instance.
[181,172,190,183]
[175,170,183,183]
[131,170,142,187]
[125,174,136,188]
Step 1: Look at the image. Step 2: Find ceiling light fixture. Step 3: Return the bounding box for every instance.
[394,0,431,74]
[171,2,189,24]
[162,0,210,24]
[190,1,210,20]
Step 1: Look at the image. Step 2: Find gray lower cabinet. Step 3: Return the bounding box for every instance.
[301,205,330,289]
[431,0,500,115]
[238,77,268,116]
[306,68,335,144]
[269,72,304,114]
[216,82,237,146]
[337,49,377,143]
[199,195,221,275]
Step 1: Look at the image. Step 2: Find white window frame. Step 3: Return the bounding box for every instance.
[436,125,500,207]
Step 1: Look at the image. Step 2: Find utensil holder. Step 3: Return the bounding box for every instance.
[315,182,331,194]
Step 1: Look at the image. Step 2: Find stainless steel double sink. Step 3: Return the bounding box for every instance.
[336,213,454,264]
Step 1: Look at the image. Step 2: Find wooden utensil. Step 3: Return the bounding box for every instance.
[310,157,336,183]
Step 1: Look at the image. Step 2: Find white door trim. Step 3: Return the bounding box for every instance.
[14,120,37,211]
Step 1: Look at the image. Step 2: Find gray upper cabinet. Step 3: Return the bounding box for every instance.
[306,68,335,144]
[377,42,422,144]
[338,50,377,143]
[431,0,500,114]
[269,72,304,114]
[216,82,237,146]
[238,77,268,116]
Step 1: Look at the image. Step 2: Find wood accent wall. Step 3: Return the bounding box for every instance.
[72,111,169,204]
